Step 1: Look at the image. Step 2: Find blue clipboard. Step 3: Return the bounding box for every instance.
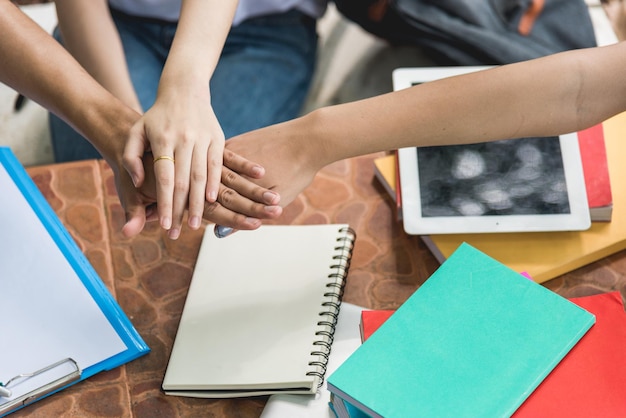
[0,147,149,416]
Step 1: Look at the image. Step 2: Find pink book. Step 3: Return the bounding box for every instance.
[578,124,612,221]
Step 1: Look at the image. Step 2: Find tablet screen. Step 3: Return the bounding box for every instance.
[417,137,569,217]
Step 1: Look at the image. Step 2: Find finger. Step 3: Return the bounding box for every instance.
[221,165,281,206]
[152,150,176,231]
[202,199,264,231]
[123,122,150,188]
[206,139,225,202]
[223,148,265,179]
[168,145,193,240]
[216,184,282,220]
[121,200,147,238]
[188,144,209,230]
[122,210,147,238]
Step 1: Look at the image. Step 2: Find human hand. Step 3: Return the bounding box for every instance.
[105,155,158,238]
[123,85,224,239]
[224,120,323,211]
[126,148,283,238]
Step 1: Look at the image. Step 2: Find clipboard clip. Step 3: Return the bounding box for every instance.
[0,358,81,415]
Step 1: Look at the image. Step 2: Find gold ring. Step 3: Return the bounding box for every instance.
[153,155,175,164]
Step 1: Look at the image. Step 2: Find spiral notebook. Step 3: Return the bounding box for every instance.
[162,224,356,398]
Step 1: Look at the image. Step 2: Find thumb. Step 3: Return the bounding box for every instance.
[123,121,149,188]
[122,202,147,238]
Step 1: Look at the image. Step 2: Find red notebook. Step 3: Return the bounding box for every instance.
[578,124,613,221]
[361,291,626,417]
[513,291,626,417]
[359,310,394,342]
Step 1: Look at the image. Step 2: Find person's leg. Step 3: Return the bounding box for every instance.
[111,9,173,110]
[211,9,319,139]
[49,10,169,162]
[48,27,102,162]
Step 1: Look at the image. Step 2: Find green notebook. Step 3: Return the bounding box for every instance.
[327,243,595,418]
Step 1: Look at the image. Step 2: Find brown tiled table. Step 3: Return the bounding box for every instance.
[14,153,626,417]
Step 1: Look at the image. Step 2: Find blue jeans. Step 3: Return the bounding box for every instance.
[49,9,318,162]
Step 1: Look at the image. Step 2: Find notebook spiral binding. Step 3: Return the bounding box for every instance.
[307,226,356,388]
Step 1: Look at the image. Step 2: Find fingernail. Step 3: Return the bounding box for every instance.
[264,205,282,215]
[243,217,262,227]
[161,217,171,230]
[132,175,139,188]
[189,216,201,229]
[208,191,217,202]
[214,225,234,238]
[263,191,279,205]
[252,165,265,177]
[168,228,180,240]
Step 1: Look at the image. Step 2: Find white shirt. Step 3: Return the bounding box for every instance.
[107,0,328,25]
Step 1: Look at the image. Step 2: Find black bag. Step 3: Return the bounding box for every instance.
[332,0,597,65]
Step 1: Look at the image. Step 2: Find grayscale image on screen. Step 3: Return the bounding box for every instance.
[416,137,571,217]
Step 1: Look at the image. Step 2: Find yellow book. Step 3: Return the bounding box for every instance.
[423,112,626,283]
[373,153,402,220]
[373,154,396,198]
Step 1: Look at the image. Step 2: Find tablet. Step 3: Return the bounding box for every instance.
[392,67,591,235]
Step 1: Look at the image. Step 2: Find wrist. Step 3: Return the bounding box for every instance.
[78,93,139,166]
[159,54,212,95]
[156,71,211,109]
[298,108,341,171]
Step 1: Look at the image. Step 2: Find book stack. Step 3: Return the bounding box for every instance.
[350,292,626,417]
[374,112,624,283]
[327,244,626,417]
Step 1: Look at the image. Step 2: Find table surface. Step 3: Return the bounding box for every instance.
[14,153,626,417]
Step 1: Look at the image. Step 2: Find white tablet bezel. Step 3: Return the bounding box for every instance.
[392,67,591,235]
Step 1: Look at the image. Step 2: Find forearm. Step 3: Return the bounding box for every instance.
[0,1,137,161]
[309,42,626,166]
[157,0,237,96]
[131,0,237,237]
[55,0,141,111]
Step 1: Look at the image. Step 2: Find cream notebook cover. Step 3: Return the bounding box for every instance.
[162,224,356,398]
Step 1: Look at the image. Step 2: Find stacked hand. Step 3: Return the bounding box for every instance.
[119,146,283,238]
